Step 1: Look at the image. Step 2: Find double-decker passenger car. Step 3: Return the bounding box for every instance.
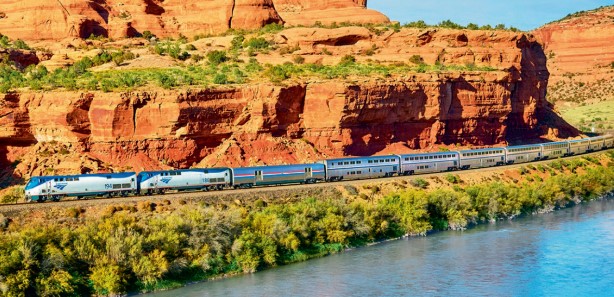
[231,163,325,188]
[321,155,400,181]
[137,168,230,194]
[588,135,611,151]
[398,152,459,175]
[540,141,569,159]
[458,148,505,170]
[568,138,590,155]
[25,172,137,202]
[505,144,542,164]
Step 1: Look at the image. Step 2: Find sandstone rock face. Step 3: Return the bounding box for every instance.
[0,73,574,178]
[0,0,386,40]
[272,0,388,26]
[533,6,614,81]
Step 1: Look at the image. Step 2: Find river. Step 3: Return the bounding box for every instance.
[149,199,614,297]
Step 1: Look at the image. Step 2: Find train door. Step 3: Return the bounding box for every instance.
[45,180,52,200]
[255,170,263,184]
[305,167,313,179]
[153,174,159,191]
[392,165,398,174]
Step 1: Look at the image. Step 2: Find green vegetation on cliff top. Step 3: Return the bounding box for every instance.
[1,152,613,296]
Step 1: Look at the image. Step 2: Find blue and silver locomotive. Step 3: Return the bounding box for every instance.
[25,172,137,202]
[137,168,231,194]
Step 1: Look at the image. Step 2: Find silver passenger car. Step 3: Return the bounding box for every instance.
[398,152,459,175]
[458,148,505,170]
[231,163,325,188]
[504,144,542,164]
[321,155,400,181]
[588,135,610,151]
[540,141,570,159]
[568,138,590,155]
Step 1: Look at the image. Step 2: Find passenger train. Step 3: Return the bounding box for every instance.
[24,135,614,202]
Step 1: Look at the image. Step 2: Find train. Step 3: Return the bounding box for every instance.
[24,135,614,202]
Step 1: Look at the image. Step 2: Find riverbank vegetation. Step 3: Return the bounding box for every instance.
[1,152,613,296]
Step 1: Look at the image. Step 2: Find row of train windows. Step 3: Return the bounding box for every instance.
[337,161,362,165]
[405,154,455,161]
[368,159,393,164]
[571,141,589,146]
[417,165,430,170]
[551,150,563,155]
[345,171,363,175]
[209,178,225,183]
[53,177,79,182]
[113,184,132,189]
[334,159,394,166]
[510,147,538,153]
[545,144,567,149]
[161,172,182,176]
[462,150,503,157]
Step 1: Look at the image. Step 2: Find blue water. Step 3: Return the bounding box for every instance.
[149,199,614,297]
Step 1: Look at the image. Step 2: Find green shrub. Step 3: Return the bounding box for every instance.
[207,50,228,65]
[244,37,269,49]
[185,44,197,51]
[444,174,460,184]
[339,55,356,66]
[409,55,424,65]
[213,73,229,84]
[231,35,245,50]
[142,30,155,40]
[410,178,429,189]
[12,39,30,50]
[265,65,291,83]
[1,187,24,204]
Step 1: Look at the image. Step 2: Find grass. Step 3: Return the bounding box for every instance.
[559,100,614,133]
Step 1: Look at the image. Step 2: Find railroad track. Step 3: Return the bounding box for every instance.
[1,149,612,215]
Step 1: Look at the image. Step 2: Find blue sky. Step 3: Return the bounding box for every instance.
[368,0,614,31]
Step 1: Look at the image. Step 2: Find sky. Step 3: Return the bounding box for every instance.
[368,0,614,31]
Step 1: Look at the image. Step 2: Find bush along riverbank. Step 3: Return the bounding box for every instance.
[1,152,614,296]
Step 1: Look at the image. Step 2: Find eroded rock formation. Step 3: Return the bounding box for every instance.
[533,6,614,81]
[0,0,388,40]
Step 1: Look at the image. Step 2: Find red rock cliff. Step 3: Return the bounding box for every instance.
[0,0,389,40]
[533,6,614,81]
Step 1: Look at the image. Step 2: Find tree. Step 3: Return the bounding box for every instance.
[132,250,168,287]
[466,23,479,30]
[35,270,75,297]
[90,260,125,296]
[1,187,24,204]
